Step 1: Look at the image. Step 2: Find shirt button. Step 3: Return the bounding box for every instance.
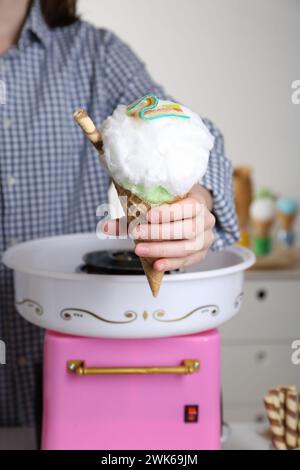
[3,118,13,129]
[7,176,16,190]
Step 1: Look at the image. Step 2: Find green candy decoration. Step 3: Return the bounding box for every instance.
[123,182,174,205]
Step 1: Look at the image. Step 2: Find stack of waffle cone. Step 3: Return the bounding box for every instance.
[74,108,184,297]
[264,385,300,450]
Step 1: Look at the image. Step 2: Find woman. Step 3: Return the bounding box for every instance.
[0,0,239,426]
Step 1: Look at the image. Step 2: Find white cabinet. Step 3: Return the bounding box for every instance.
[220,270,300,423]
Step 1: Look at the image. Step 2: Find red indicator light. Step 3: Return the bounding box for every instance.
[184,405,199,423]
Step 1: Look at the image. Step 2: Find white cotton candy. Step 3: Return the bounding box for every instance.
[250,198,276,221]
[101,100,214,197]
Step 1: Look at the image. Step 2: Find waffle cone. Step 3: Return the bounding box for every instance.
[114,182,184,297]
[251,218,273,237]
[277,212,297,232]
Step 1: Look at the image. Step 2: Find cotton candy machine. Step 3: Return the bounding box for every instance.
[3,233,254,339]
[3,233,255,450]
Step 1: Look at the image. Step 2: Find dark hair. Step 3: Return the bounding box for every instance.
[40,0,79,28]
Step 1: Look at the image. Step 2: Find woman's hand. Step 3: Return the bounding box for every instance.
[102,185,216,272]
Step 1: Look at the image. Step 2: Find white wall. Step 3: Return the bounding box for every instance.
[78,0,300,204]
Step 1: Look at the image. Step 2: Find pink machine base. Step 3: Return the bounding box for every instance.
[42,330,221,450]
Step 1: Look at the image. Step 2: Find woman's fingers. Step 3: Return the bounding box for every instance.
[100,192,216,273]
[206,211,216,230]
[147,197,204,223]
[133,210,215,241]
[135,230,214,259]
[103,211,215,241]
[132,218,201,241]
[153,250,208,272]
[101,217,127,237]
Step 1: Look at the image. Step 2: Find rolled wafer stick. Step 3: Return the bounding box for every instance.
[285,389,298,449]
[264,394,287,450]
[269,387,286,422]
[266,386,298,449]
[269,386,295,424]
[73,109,106,166]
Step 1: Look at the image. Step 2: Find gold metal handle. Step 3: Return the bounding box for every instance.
[67,359,200,376]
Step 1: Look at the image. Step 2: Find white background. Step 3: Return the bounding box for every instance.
[78,0,300,208]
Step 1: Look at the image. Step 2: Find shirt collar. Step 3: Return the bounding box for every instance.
[19,0,51,50]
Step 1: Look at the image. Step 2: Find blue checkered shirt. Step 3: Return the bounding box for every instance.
[0,0,239,426]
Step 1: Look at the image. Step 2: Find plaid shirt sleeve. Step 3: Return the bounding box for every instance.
[101,31,240,249]
[201,119,240,249]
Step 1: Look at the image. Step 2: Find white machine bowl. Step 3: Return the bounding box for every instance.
[3,233,255,339]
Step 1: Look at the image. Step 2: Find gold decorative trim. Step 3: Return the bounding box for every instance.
[16,299,43,316]
[234,293,244,309]
[152,305,219,323]
[60,308,137,324]
[59,305,220,325]
[142,310,148,321]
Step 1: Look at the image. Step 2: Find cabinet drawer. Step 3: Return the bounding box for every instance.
[221,280,300,341]
[222,343,300,406]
